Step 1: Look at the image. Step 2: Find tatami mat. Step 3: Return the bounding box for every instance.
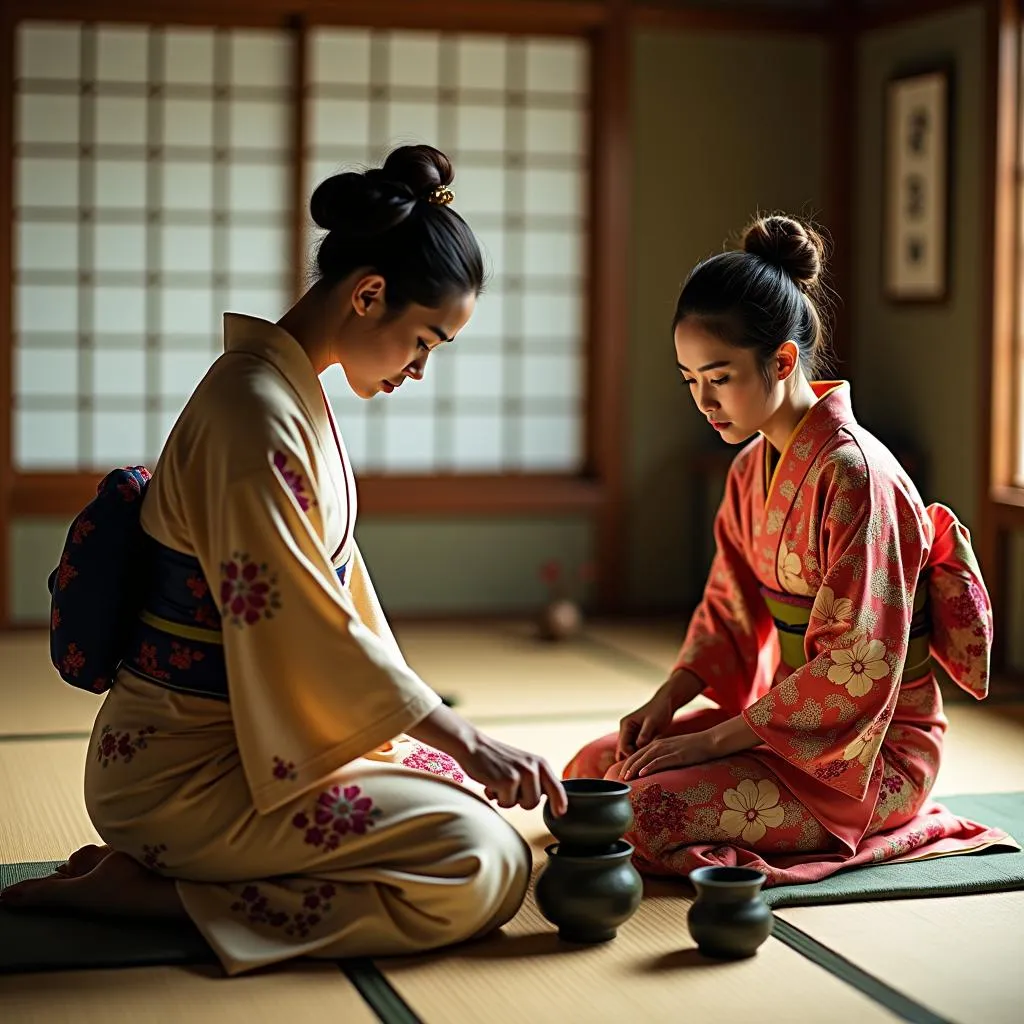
[2,628,1022,1024]
[396,622,655,721]
[581,617,683,674]
[776,893,1024,1024]
[378,871,900,1024]
[0,739,99,862]
[933,705,1024,795]
[0,634,100,737]
[0,962,377,1023]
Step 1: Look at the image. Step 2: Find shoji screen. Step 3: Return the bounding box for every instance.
[14,22,294,470]
[13,21,588,475]
[308,29,588,473]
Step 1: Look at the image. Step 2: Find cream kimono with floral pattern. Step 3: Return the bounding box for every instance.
[84,314,529,975]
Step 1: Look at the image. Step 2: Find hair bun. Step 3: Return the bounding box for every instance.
[742,214,824,291]
[380,144,453,196]
[309,145,456,239]
[309,171,417,237]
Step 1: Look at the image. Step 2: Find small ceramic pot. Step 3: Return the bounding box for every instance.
[687,866,774,959]
[543,778,634,855]
[538,599,582,641]
[535,840,643,943]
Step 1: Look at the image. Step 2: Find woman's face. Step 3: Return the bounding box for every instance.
[673,318,778,445]
[340,280,476,399]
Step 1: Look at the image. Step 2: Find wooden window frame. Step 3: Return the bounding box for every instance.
[979,0,1024,677]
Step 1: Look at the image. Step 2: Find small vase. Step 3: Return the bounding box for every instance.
[687,866,774,959]
[535,840,643,943]
[543,778,634,855]
[539,598,582,641]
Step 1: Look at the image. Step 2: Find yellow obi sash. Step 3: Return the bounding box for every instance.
[762,584,932,681]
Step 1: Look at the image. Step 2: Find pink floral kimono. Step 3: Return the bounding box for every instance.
[566,382,1015,885]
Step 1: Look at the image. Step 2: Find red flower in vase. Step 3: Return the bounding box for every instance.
[539,559,562,585]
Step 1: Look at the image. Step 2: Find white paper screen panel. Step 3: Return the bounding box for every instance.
[309,29,588,473]
[12,23,588,476]
[13,21,293,470]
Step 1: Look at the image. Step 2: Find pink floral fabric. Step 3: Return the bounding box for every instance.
[273,451,315,513]
[291,784,382,851]
[401,745,466,783]
[220,554,281,627]
[96,724,157,768]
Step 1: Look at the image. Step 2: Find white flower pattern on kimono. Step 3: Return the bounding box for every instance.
[827,638,889,697]
[811,586,854,631]
[842,715,888,765]
[778,547,813,596]
[718,779,785,844]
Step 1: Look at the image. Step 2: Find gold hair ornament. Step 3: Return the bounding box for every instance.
[427,186,454,206]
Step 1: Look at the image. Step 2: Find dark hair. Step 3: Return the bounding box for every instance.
[672,214,832,385]
[310,145,484,314]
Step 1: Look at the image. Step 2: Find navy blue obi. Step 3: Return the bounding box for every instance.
[123,543,350,701]
[122,542,230,699]
[48,465,349,702]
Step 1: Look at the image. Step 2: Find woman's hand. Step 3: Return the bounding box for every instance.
[616,690,676,762]
[619,731,717,781]
[615,668,705,761]
[407,703,568,816]
[459,732,568,816]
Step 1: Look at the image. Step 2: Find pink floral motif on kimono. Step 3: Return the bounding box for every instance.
[402,744,466,783]
[56,552,77,591]
[292,785,382,851]
[220,554,281,627]
[60,643,86,678]
[71,517,95,545]
[136,642,170,681]
[97,724,157,768]
[230,882,336,938]
[168,643,205,670]
[141,843,168,870]
[273,451,314,512]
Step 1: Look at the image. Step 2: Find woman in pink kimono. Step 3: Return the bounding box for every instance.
[565,214,1007,884]
[1,145,567,973]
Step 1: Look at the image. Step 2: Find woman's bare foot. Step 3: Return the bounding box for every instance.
[55,843,113,877]
[0,850,186,920]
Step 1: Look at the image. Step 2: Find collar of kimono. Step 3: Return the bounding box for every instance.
[757,380,854,592]
[763,380,853,508]
[222,313,353,560]
[222,313,325,424]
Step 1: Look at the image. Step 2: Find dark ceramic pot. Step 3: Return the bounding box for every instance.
[687,866,774,959]
[543,778,634,855]
[535,839,643,943]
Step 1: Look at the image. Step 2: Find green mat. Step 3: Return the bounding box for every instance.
[1,793,1021,973]
[0,860,215,972]
[763,791,1024,907]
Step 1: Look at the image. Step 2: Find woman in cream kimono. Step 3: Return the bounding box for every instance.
[565,214,1010,885]
[1,146,567,973]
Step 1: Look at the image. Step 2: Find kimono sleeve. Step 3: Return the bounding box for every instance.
[741,457,927,800]
[348,542,406,668]
[193,453,441,815]
[672,462,777,715]
[925,504,992,700]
